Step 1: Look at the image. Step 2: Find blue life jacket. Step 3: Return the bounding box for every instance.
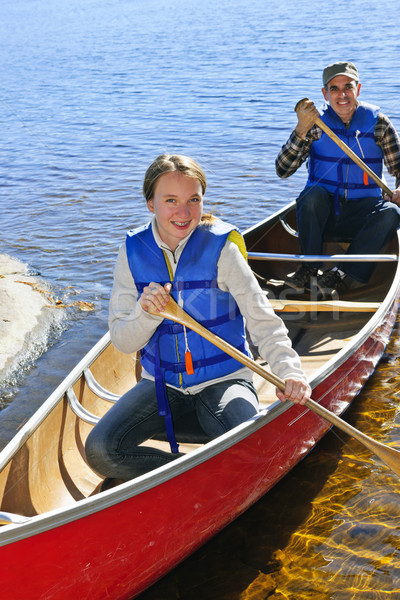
[125,220,252,451]
[307,101,383,213]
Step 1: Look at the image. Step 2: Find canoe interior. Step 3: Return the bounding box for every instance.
[0,205,397,517]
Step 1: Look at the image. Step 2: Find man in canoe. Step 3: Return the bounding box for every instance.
[85,154,311,482]
[276,61,400,298]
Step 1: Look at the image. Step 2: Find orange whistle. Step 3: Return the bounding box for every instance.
[185,351,194,375]
[363,172,369,186]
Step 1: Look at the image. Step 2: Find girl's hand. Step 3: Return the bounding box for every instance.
[275,377,311,406]
[140,282,172,313]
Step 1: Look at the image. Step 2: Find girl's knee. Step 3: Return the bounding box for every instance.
[85,429,111,473]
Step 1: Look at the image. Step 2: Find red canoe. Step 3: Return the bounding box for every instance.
[0,202,398,600]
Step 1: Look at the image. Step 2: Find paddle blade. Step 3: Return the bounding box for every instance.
[306,399,400,477]
[367,443,400,477]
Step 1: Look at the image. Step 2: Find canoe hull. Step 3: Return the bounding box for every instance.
[0,292,397,600]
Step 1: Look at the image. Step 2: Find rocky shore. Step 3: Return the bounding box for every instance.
[0,254,52,384]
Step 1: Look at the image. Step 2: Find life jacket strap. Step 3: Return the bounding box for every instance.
[142,340,247,373]
[154,305,240,336]
[135,279,219,293]
[154,335,179,454]
[308,153,380,216]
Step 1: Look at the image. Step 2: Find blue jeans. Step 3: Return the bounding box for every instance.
[296,185,400,282]
[85,378,259,479]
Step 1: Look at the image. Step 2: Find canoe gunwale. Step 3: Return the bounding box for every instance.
[0,331,112,473]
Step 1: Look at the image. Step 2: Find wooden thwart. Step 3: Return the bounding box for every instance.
[248,252,398,262]
[268,298,380,313]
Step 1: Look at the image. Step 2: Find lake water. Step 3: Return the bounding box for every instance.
[1,0,400,597]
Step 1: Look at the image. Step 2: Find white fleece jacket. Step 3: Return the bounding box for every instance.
[109,218,307,393]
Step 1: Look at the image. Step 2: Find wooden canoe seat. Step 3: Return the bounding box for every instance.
[324,233,352,244]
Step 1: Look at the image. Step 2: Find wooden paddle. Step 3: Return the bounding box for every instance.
[295,98,393,199]
[150,296,400,477]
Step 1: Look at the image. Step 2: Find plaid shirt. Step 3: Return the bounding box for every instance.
[275,112,400,189]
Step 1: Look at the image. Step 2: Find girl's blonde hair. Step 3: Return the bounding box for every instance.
[143,154,207,202]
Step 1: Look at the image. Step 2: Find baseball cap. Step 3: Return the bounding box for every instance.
[323,61,359,86]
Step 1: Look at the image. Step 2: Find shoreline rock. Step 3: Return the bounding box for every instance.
[0,254,52,382]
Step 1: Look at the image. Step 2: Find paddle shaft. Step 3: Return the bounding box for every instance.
[150,296,400,477]
[295,98,393,199]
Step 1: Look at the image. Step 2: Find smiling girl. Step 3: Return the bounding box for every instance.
[85,154,311,484]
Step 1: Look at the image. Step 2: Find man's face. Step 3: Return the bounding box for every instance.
[322,75,361,123]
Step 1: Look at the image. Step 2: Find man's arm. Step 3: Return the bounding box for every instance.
[376,114,400,204]
[275,129,317,178]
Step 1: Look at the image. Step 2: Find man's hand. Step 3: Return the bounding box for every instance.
[387,188,400,206]
[295,99,320,140]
